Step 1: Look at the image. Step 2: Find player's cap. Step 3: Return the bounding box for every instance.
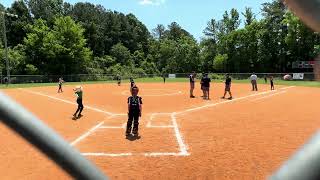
[131,85,139,95]
[75,85,83,91]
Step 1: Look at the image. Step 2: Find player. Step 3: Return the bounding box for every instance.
[250,73,258,91]
[189,72,196,98]
[73,86,84,119]
[163,74,166,83]
[58,77,64,93]
[200,73,205,98]
[202,73,211,100]
[126,86,142,137]
[3,77,8,86]
[117,74,121,86]
[221,74,233,100]
[270,76,275,90]
[130,77,135,88]
[264,75,267,83]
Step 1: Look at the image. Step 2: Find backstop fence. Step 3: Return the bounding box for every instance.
[0,72,316,84]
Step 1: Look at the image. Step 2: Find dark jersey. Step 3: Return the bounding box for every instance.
[225,77,231,85]
[202,77,211,87]
[128,96,142,111]
[189,75,195,83]
[75,91,83,99]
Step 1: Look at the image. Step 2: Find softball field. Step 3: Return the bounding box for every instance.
[1,82,320,179]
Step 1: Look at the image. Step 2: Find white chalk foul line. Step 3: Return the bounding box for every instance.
[19,88,114,116]
[83,152,188,157]
[250,91,287,102]
[279,86,295,90]
[144,152,188,157]
[82,153,132,157]
[171,113,189,156]
[70,121,105,146]
[176,89,285,115]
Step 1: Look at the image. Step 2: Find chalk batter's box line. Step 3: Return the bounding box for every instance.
[77,113,189,157]
[82,152,189,157]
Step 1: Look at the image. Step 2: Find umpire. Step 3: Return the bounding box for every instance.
[250,73,258,91]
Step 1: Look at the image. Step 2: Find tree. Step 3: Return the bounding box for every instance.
[6,0,33,47]
[203,19,219,42]
[26,0,64,23]
[213,54,228,72]
[282,11,320,66]
[261,0,288,72]
[165,22,193,41]
[242,7,255,26]
[199,38,217,72]
[152,24,166,40]
[0,44,26,75]
[70,2,105,56]
[110,43,133,66]
[24,17,92,74]
[229,8,240,31]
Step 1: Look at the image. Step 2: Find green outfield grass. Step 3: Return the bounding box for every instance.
[1,77,320,89]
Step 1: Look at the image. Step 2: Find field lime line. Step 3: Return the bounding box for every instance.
[250,91,287,102]
[18,88,115,116]
[144,152,185,157]
[171,113,189,156]
[279,86,295,90]
[82,152,185,157]
[175,86,295,115]
[81,153,133,157]
[71,121,105,146]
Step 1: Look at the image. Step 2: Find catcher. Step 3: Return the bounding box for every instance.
[126,86,142,137]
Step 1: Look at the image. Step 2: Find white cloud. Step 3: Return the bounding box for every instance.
[138,0,166,6]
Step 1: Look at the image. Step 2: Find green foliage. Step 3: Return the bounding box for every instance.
[24,16,92,75]
[141,60,159,75]
[26,0,64,23]
[209,73,225,80]
[242,7,255,26]
[25,64,38,75]
[213,54,228,72]
[110,43,133,66]
[1,0,320,77]
[5,0,33,47]
[0,44,26,74]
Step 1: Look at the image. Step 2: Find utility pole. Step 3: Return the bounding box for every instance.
[1,11,18,84]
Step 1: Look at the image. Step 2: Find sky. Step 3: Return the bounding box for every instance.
[2,0,271,40]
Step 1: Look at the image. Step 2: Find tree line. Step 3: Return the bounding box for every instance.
[0,0,319,76]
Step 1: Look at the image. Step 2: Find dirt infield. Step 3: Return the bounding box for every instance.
[1,82,320,179]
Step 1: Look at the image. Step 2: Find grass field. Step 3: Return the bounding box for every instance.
[1,81,320,179]
[1,77,320,89]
